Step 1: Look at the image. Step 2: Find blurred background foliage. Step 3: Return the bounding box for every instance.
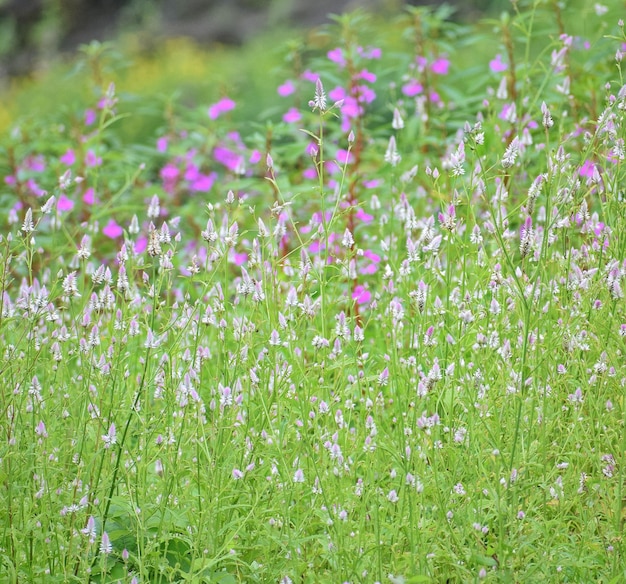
[0,0,618,142]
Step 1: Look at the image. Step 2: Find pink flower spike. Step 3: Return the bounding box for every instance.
[57,194,74,212]
[489,54,508,73]
[277,80,296,97]
[60,149,76,166]
[431,57,450,75]
[352,285,371,305]
[103,219,123,239]
[208,97,236,120]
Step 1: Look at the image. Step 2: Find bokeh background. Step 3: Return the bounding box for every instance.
[0,0,508,78]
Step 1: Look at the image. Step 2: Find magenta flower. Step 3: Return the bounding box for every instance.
[352,285,371,305]
[358,69,377,83]
[336,149,354,164]
[85,150,102,167]
[156,137,168,153]
[60,149,76,166]
[301,69,319,83]
[431,57,450,75]
[249,150,262,164]
[277,80,296,96]
[283,107,301,124]
[83,188,96,205]
[103,219,123,239]
[402,80,423,97]
[190,172,217,192]
[208,97,236,120]
[358,46,382,59]
[579,159,596,177]
[327,47,346,67]
[355,208,374,223]
[489,54,508,73]
[57,194,74,212]
[84,108,96,126]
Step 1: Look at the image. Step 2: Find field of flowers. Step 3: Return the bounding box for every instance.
[1,1,625,582]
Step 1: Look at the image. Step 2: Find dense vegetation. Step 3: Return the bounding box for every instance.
[1,1,625,582]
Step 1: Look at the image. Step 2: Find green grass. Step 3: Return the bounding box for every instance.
[1,1,626,582]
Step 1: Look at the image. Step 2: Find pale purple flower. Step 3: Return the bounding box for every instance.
[102,423,116,449]
[100,531,112,555]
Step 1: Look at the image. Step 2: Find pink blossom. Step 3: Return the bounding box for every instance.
[25,155,45,172]
[364,179,382,188]
[301,70,320,83]
[231,251,248,266]
[190,172,217,192]
[579,159,596,177]
[4,175,15,185]
[277,80,296,96]
[341,96,361,119]
[82,188,96,205]
[359,263,378,275]
[302,168,317,180]
[357,85,376,104]
[249,150,262,164]
[135,236,147,254]
[329,86,346,101]
[489,54,508,73]
[364,250,381,263]
[85,150,102,167]
[352,285,371,305]
[358,46,382,59]
[60,149,76,166]
[84,109,96,126]
[327,47,346,67]
[27,179,46,197]
[208,97,236,120]
[156,137,168,153]
[103,219,123,239]
[214,146,241,172]
[57,194,74,212]
[355,208,374,223]
[358,69,377,83]
[283,108,301,124]
[431,57,450,75]
[336,149,354,164]
[402,80,423,97]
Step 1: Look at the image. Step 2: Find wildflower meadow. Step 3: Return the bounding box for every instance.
[1,1,625,582]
